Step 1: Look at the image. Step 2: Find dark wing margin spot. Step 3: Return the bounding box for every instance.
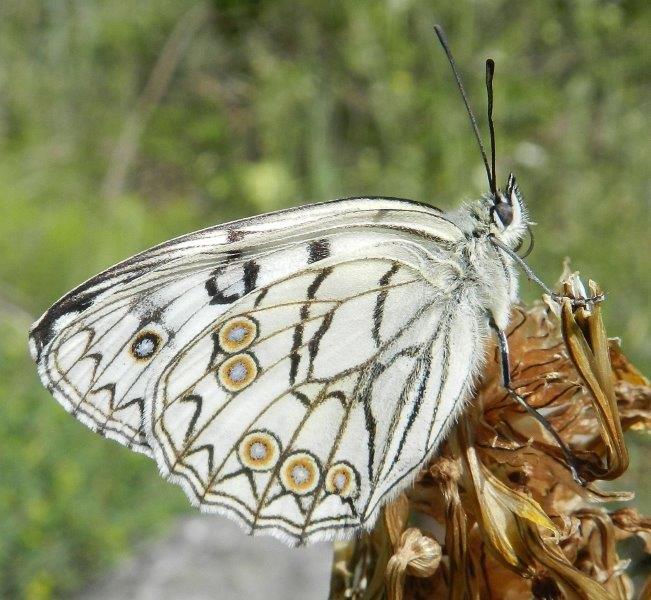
[29,293,95,361]
[30,262,151,362]
[307,238,331,264]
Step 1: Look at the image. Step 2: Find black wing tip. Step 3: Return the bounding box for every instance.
[28,293,96,362]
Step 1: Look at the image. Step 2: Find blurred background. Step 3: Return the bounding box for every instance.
[1,1,649,597]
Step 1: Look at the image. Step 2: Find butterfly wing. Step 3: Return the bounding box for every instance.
[30,197,480,543]
[149,248,483,545]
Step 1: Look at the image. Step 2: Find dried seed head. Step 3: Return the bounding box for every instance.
[329,274,651,599]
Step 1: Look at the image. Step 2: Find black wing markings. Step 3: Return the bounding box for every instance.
[206,272,240,305]
[154,258,441,536]
[372,263,400,347]
[372,317,448,486]
[361,362,385,482]
[306,311,334,378]
[288,323,304,386]
[185,444,215,477]
[209,332,221,367]
[307,238,331,264]
[254,288,268,307]
[215,468,260,501]
[116,396,146,419]
[226,229,249,243]
[390,355,432,465]
[180,394,204,442]
[205,251,244,304]
[30,268,150,360]
[292,391,311,407]
[207,258,260,305]
[67,353,103,416]
[31,294,95,360]
[290,267,333,385]
[306,267,333,299]
[326,390,348,409]
[243,260,260,294]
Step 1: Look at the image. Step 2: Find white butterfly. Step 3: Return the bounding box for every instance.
[28,29,591,546]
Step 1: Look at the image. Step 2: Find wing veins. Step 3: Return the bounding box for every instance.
[370,315,449,488]
[154,276,424,426]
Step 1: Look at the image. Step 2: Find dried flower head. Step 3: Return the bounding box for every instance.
[329,274,651,599]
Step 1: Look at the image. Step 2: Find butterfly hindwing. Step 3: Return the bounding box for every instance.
[148,247,484,544]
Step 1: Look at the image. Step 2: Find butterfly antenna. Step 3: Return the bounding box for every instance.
[485,58,498,197]
[434,25,493,194]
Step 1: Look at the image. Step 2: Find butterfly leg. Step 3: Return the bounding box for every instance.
[489,237,604,307]
[489,317,586,486]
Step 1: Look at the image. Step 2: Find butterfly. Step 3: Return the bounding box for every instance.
[28,27,595,546]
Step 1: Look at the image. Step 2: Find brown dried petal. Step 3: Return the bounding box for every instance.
[385,493,410,550]
[462,437,557,573]
[569,509,633,599]
[521,523,615,600]
[609,339,650,387]
[610,508,651,552]
[385,528,441,600]
[560,280,628,479]
[424,454,471,599]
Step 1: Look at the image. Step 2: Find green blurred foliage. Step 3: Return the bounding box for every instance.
[0,0,649,596]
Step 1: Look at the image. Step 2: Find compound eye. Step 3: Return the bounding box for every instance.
[493,202,514,228]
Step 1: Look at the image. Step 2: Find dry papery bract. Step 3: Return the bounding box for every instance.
[329,276,651,600]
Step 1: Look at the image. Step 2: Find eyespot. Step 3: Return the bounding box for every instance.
[325,462,359,499]
[238,431,281,471]
[217,353,258,392]
[280,452,320,495]
[218,316,258,353]
[130,331,162,360]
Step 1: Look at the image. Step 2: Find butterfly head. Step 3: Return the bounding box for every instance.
[488,173,528,247]
[433,27,531,252]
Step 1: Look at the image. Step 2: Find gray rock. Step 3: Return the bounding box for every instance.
[79,516,333,600]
